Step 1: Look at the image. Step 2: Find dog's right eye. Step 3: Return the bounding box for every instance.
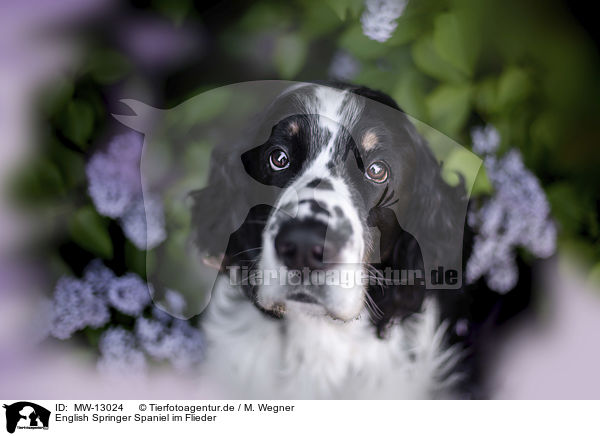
[269,149,290,171]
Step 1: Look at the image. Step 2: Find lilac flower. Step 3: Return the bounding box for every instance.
[97,327,147,376]
[86,131,143,218]
[471,124,501,155]
[50,276,110,339]
[152,288,187,319]
[361,0,408,43]
[151,305,175,324]
[169,320,204,371]
[135,314,204,372]
[135,317,172,358]
[86,131,167,249]
[119,194,166,250]
[329,50,361,81]
[164,289,186,316]
[82,259,116,294]
[467,125,557,293]
[107,273,151,316]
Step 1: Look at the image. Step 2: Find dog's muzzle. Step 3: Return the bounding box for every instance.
[274,219,342,271]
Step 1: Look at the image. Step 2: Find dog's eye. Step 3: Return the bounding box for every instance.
[269,149,290,171]
[365,161,389,183]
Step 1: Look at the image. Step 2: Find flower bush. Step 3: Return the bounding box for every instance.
[10,0,599,374]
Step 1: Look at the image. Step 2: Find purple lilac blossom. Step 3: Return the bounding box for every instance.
[50,276,110,339]
[329,50,361,81]
[86,131,167,249]
[119,193,166,250]
[467,125,557,293]
[97,327,147,376]
[135,314,204,372]
[361,0,407,43]
[86,131,143,218]
[152,288,187,319]
[107,273,151,316]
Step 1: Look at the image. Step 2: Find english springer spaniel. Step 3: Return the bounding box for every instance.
[191,81,517,399]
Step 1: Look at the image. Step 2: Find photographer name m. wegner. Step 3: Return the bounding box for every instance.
[227,265,459,287]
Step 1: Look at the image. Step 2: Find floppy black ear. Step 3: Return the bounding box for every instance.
[366,126,468,336]
[367,207,427,337]
[407,132,468,278]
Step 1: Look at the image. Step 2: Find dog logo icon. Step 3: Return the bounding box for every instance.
[3,402,50,433]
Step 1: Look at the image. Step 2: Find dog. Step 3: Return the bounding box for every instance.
[190,81,521,399]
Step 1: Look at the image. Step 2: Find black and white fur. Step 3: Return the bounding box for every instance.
[191,82,516,399]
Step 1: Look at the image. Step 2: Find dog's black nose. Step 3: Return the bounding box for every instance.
[275,220,332,271]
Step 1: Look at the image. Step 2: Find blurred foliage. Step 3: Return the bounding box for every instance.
[12,0,600,286]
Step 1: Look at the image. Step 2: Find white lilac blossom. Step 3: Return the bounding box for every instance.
[97,327,147,376]
[466,125,557,293]
[361,0,408,43]
[329,50,361,81]
[86,131,143,218]
[107,273,151,316]
[119,194,166,250]
[135,314,204,372]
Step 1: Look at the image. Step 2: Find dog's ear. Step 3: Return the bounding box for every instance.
[406,132,467,280]
[367,207,427,336]
[366,124,467,335]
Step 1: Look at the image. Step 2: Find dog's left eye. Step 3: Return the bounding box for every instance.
[269,149,290,171]
[365,161,389,183]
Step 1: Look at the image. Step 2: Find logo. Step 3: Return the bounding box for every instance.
[2,402,50,434]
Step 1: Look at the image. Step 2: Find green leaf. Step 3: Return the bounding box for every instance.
[11,159,65,203]
[354,67,398,93]
[173,87,232,128]
[152,0,192,25]
[88,50,130,84]
[432,11,480,77]
[84,327,105,348]
[58,99,95,149]
[125,241,156,280]
[237,3,291,32]
[441,147,488,195]
[49,138,85,189]
[69,206,113,259]
[273,34,308,79]
[338,25,389,61]
[473,76,499,114]
[41,77,74,116]
[496,67,532,109]
[300,0,343,38]
[546,183,591,235]
[425,83,472,138]
[325,0,363,21]
[384,9,425,46]
[411,34,467,83]
[391,70,430,121]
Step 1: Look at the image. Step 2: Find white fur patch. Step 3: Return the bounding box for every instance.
[200,277,461,399]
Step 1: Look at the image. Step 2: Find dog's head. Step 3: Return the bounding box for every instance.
[191,82,466,329]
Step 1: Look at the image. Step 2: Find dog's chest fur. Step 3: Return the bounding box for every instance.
[200,276,460,399]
